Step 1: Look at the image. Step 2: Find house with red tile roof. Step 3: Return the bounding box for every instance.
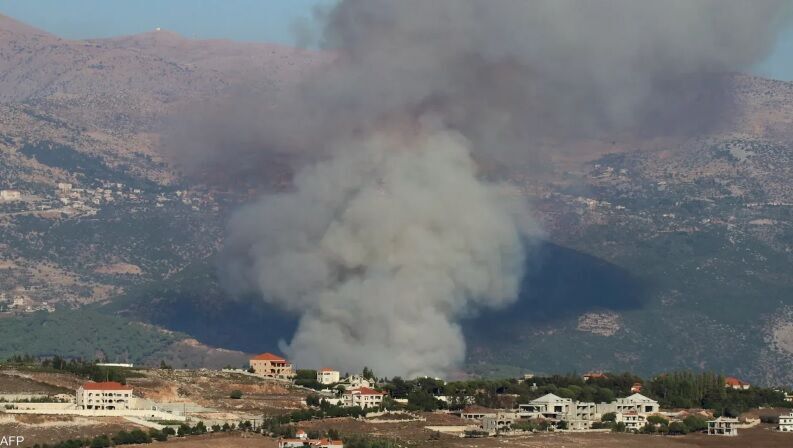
[76,381,133,410]
[341,386,385,409]
[249,352,295,380]
[582,372,608,381]
[724,377,750,390]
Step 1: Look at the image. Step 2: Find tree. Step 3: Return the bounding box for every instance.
[229,390,243,399]
[601,412,617,422]
[556,420,569,430]
[177,424,191,437]
[327,428,341,440]
[306,394,321,407]
[667,421,688,435]
[611,422,626,433]
[89,435,111,448]
[193,421,207,434]
[362,366,376,380]
[647,415,669,426]
[406,389,439,411]
[682,415,707,432]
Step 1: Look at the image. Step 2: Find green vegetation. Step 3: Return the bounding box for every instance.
[647,371,791,416]
[294,369,324,390]
[0,309,184,363]
[267,400,368,425]
[343,435,398,448]
[229,389,243,399]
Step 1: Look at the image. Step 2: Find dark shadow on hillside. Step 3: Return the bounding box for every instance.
[106,240,647,356]
[465,240,648,336]
[104,258,298,354]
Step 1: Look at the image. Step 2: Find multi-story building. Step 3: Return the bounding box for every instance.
[707,416,739,436]
[249,353,295,380]
[597,393,659,415]
[617,411,647,431]
[339,374,371,389]
[316,368,340,385]
[76,381,133,410]
[518,393,573,420]
[341,386,385,409]
[519,392,660,429]
[778,412,793,432]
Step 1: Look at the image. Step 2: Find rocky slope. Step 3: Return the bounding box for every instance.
[1,15,792,384]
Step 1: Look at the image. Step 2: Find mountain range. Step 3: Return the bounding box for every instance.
[1,14,792,384]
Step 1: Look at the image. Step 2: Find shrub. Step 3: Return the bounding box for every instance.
[668,421,688,435]
[229,389,243,399]
[682,415,708,432]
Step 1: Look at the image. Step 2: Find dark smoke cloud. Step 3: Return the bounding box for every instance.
[166,0,791,174]
[167,1,792,376]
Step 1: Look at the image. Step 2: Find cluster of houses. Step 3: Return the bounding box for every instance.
[248,353,386,410]
[249,355,793,439]
[455,392,662,433]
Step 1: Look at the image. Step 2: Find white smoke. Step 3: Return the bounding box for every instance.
[194,0,793,378]
[224,126,535,377]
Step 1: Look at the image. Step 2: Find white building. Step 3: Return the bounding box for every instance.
[317,368,340,385]
[57,183,72,192]
[0,190,21,201]
[76,381,133,410]
[778,412,793,432]
[616,411,647,431]
[600,393,660,415]
[340,374,371,389]
[341,386,385,409]
[707,416,739,436]
[518,393,573,420]
[278,430,343,448]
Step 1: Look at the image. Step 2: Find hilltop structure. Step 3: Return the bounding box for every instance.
[249,353,295,380]
[76,381,132,410]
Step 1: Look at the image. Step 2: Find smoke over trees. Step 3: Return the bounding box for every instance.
[168,1,792,376]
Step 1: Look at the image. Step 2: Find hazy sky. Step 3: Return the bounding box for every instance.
[2,0,793,81]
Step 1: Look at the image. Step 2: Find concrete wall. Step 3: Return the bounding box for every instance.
[0,394,49,402]
[7,402,75,410]
[5,408,186,421]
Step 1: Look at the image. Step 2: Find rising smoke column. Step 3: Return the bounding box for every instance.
[196,0,793,377]
[224,127,534,377]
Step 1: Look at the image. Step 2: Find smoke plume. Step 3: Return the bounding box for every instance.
[224,127,533,376]
[190,1,792,376]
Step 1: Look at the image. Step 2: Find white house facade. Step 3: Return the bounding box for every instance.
[317,368,340,385]
[707,417,739,436]
[76,381,132,410]
[341,387,385,409]
[779,412,793,432]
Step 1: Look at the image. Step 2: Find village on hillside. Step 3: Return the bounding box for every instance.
[2,353,793,447]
